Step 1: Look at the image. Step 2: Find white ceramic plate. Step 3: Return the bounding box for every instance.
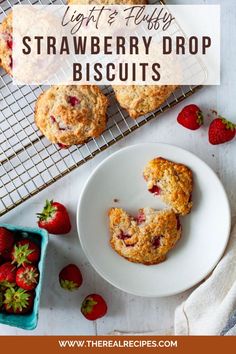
[77,143,231,297]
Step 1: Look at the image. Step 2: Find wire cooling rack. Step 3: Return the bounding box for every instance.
[0,0,204,216]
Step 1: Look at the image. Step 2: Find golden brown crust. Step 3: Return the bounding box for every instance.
[143,157,193,215]
[112,85,178,119]
[35,85,108,146]
[68,0,147,4]
[108,207,181,265]
[0,12,12,75]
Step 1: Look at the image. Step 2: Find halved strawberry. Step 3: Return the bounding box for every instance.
[37,200,71,235]
[4,287,34,314]
[16,265,39,291]
[12,239,40,267]
[59,264,83,291]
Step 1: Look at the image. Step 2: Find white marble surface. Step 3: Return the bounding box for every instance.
[1,0,236,335]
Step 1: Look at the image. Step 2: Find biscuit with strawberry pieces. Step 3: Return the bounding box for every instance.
[109,207,181,265]
[143,157,193,215]
[0,12,12,75]
[113,85,178,119]
[35,85,108,147]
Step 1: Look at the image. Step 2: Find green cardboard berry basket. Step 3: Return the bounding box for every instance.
[0,224,48,330]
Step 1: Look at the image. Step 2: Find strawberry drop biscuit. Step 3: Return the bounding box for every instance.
[143,157,193,215]
[112,85,178,119]
[109,207,181,265]
[35,85,108,146]
[0,12,12,75]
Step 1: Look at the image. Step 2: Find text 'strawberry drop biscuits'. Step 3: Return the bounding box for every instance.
[109,207,181,265]
[35,85,108,147]
[0,12,12,75]
[143,157,193,215]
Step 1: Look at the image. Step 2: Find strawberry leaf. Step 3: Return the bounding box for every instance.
[37,200,57,221]
[60,279,79,291]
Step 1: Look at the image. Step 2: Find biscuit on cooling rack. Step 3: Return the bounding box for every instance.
[112,85,178,119]
[143,157,193,215]
[0,12,12,75]
[35,85,108,147]
[109,207,181,265]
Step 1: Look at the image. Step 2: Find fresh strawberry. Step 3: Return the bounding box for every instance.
[16,265,39,291]
[59,264,83,291]
[177,104,204,130]
[208,118,236,145]
[37,200,71,235]
[12,240,40,267]
[0,262,16,287]
[81,294,107,321]
[0,227,14,256]
[4,287,34,314]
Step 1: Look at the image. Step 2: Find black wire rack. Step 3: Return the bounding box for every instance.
[0,0,204,216]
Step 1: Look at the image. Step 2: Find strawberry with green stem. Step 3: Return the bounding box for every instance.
[81,294,107,321]
[59,264,83,291]
[16,265,39,291]
[177,104,204,130]
[4,287,34,314]
[37,200,71,235]
[209,117,236,145]
[12,239,40,267]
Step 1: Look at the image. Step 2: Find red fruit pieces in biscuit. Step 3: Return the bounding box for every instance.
[16,265,39,291]
[0,227,14,255]
[68,96,80,106]
[59,264,83,291]
[148,185,161,195]
[4,287,34,314]
[37,200,71,235]
[135,210,146,224]
[12,239,40,267]
[177,104,204,130]
[208,118,236,145]
[0,262,16,286]
[81,294,107,321]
